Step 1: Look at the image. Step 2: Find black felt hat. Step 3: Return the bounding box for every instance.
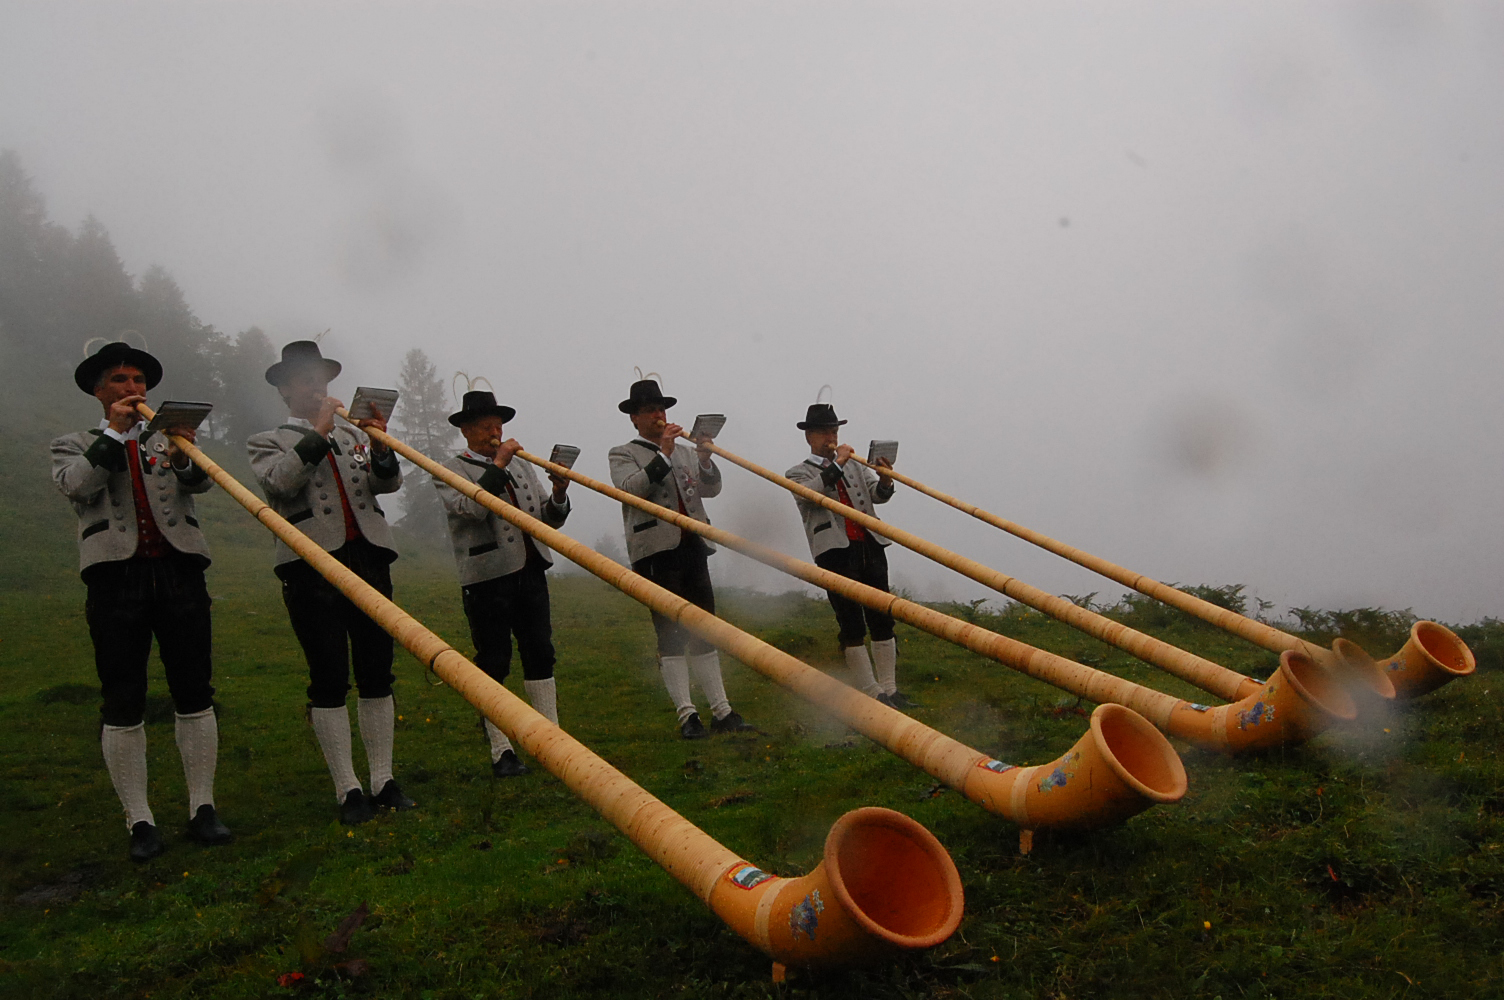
[796,403,847,430]
[264,340,342,387]
[75,341,163,394]
[448,390,516,427]
[617,379,677,415]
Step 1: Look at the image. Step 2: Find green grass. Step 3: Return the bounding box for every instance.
[3,477,1503,997]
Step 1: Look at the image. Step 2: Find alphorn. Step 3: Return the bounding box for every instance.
[139,405,963,972]
[350,417,1184,847]
[692,436,1386,708]
[520,447,1355,755]
[849,454,1472,701]
[515,449,1186,835]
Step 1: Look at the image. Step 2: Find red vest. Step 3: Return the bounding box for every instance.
[833,476,867,542]
[125,443,171,558]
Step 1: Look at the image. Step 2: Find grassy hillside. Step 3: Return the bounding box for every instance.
[2,505,1502,998]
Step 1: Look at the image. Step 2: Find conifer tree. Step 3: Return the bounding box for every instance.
[393,348,456,544]
[135,265,227,431]
[67,216,138,351]
[220,327,282,446]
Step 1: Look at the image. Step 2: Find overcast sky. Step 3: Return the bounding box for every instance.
[4,2,1502,621]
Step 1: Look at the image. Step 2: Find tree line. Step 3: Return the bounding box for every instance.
[0,149,456,543]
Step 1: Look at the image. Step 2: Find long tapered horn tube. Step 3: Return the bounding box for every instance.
[516,449,1187,830]
[518,448,1343,754]
[690,437,1292,705]
[849,454,1458,700]
[139,406,962,971]
[348,419,1181,845]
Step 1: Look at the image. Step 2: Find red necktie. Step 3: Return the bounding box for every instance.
[326,452,360,543]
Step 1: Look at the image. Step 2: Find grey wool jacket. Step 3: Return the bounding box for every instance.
[608,439,722,563]
[434,453,569,586]
[51,427,214,573]
[246,418,402,566]
[784,457,895,560]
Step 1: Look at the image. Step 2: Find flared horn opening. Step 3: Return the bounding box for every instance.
[705,808,961,969]
[1279,649,1358,724]
[1330,638,1398,701]
[824,807,964,952]
[1090,704,1188,806]
[1177,650,1357,752]
[1385,621,1476,700]
[964,707,1187,833]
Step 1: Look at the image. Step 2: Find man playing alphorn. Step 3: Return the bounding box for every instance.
[247,341,415,825]
[785,401,912,709]
[608,378,754,738]
[52,341,232,861]
[434,390,572,777]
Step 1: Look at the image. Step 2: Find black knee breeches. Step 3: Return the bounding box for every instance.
[461,562,556,684]
[633,538,716,657]
[275,537,395,708]
[814,537,896,647]
[84,554,215,727]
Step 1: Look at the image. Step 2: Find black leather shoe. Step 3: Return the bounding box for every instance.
[186,804,233,845]
[876,692,901,710]
[129,821,165,863]
[680,712,709,739]
[339,788,375,825]
[887,691,922,709]
[711,710,756,734]
[491,749,530,778]
[371,780,416,811]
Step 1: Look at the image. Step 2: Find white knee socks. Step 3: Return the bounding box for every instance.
[844,644,882,697]
[310,705,362,801]
[524,677,559,725]
[659,655,696,723]
[872,638,899,696]
[483,718,514,762]
[688,650,732,722]
[174,707,218,816]
[357,696,395,793]
[101,722,153,829]
[486,680,556,761]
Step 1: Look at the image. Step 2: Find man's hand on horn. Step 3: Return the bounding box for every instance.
[659,422,684,457]
[494,438,523,469]
[314,396,343,437]
[108,395,147,434]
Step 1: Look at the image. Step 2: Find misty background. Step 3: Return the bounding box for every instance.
[2,2,1501,621]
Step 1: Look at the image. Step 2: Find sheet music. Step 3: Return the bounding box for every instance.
[145,401,214,433]
[690,414,727,440]
[867,440,899,466]
[549,444,581,470]
[348,386,400,420]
